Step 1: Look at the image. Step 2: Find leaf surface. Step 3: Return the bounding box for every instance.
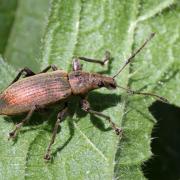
[0,0,179,179]
[4,0,49,71]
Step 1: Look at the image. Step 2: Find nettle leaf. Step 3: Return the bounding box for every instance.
[0,0,49,180]
[0,0,179,179]
[3,0,49,71]
[0,0,17,54]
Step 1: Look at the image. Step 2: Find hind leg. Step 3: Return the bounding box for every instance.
[8,107,35,139]
[44,105,68,160]
[10,65,59,85]
[39,65,58,73]
[10,67,35,85]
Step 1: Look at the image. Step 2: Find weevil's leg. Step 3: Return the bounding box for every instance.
[75,51,111,66]
[72,59,82,71]
[118,85,168,103]
[72,51,110,71]
[80,98,122,135]
[39,65,58,73]
[11,65,58,85]
[44,105,68,160]
[8,107,35,139]
[35,105,49,114]
[10,67,36,85]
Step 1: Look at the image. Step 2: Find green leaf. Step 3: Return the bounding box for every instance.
[0,0,49,179]
[0,0,17,54]
[0,0,179,179]
[3,0,49,71]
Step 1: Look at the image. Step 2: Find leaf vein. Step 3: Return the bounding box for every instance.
[73,122,108,162]
[137,0,175,23]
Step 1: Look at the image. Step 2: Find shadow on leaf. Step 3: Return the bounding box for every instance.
[4,91,121,160]
[51,91,121,160]
[142,101,180,180]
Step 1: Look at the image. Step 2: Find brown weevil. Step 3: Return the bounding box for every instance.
[0,33,167,160]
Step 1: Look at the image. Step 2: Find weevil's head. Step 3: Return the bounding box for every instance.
[68,71,117,95]
[95,75,117,90]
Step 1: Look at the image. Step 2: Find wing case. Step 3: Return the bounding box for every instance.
[0,70,71,115]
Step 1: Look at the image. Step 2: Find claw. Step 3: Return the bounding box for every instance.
[115,128,122,136]
[44,153,51,161]
[8,131,17,140]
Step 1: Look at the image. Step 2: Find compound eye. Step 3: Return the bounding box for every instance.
[98,81,104,87]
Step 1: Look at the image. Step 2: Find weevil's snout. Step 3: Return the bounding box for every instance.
[98,77,117,90]
[106,79,117,89]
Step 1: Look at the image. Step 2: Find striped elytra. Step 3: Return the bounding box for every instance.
[0,70,71,115]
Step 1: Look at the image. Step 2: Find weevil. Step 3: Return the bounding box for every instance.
[0,33,167,160]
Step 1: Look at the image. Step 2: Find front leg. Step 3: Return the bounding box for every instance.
[80,98,122,135]
[72,51,111,71]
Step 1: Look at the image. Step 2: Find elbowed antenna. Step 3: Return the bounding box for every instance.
[113,33,155,79]
[117,85,169,103]
[113,33,168,103]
